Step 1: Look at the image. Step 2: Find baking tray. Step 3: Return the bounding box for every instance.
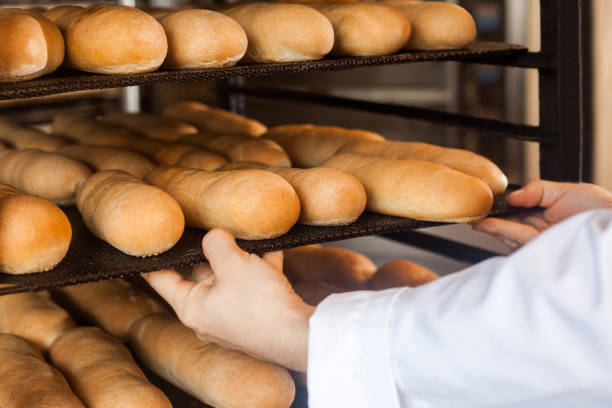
[0,41,527,100]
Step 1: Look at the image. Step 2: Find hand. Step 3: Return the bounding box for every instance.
[474,179,612,247]
[143,229,315,373]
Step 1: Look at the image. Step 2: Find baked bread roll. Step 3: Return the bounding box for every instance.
[76,170,184,256]
[164,101,267,137]
[0,334,85,408]
[284,244,376,289]
[337,140,508,195]
[154,143,228,170]
[309,2,411,56]
[292,280,347,306]
[0,149,91,204]
[50,327,172,408]
[0,9,64,83]
[43,5,84,23]
[46,5,167,74]
[367,259,438,290]
[129,314,295,408]
[222,3,334,62]
[0,185,71,274]
[323,152,493,222]
[54,279,168,339]
[144,166,300,239]
[158,9,248,69]
[264,124,385,167]
[0,118,69,151]
[100,112,198,142]
[383,0,476,50]
[53,113,142,148]
[0,291,75,351]
[58,144,156,178]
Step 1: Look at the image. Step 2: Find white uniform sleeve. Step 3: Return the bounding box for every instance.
[307,209,612,408]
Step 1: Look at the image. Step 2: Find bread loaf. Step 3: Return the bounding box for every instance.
[0,9,64,82]
[164,101,267,137]
[43,5,84,22]
[0,291,75,351]
[158,9,248,69]
[337,140,508,194]
[76,170,184,256]
[0,118,69,151]
[0,149,91,204]
[0,334,85,408]
[46,5,167,74]
[101,112,198,142]
[53,113,141,147]
[264,124,385,167]
[54,279,168,339]
[59,144,155,178]
[292,280,347,306]
[309,2,411,56]
[383,0,476,50]
[153,143,228,170]
[129,314,295,408]
[222,3,334,62]
[367,260,438,290]
[284,244,376,289]
[144,166,300,239]
[0,185,71,274]
[50,327,172,408]
[323,152,493,222]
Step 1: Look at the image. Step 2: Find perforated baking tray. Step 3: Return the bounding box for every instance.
[0,41,526,100]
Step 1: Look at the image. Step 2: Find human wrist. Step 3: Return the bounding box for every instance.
[274,301,315,373]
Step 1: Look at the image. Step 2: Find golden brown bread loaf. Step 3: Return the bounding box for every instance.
[153,143,228,170]
[323,152,493,222]
[0,118,69,151]
[222,3,334,62]
[53,113,142,148]
[129,314,296,408]
[58,144,156,178]
[284,244,376,289]
[309,2,411,56]
[101,112,198,142]
[264,124,385,167]
[383,0,476,50]
[164,100,267,137]
[367,260,439,290]
[46,5,167,74]
[0,148,91,204]
[50,327,172,408]
[0,185,71,274]
[337,140,508,195]
[54,279,168,339]
[158,9,248,69]
[76,170,184,256]
[0,334,85,408]
[0,291,75,351]
[144,166,300,239]
[43,5,84,22]
[292,280,347,306]
[0,9,64,83]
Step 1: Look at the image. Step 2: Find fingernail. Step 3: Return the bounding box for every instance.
[202,229,222,249]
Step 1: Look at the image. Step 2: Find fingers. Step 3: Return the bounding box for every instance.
[262,250,284,272]
[142,269,196,311]
[507,179,571,208]
[191,263,215,285]
[473,217,541,246]
[202,229,248,277]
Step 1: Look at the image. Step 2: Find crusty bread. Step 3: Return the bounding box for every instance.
[383,0,476,50]
[158,9,248,69]
[292,280,347,306]
[0,148,91,204]
[43,5,84,22]
[0,291,75,351]
[0,334,85,408]
[54,279,168,339]
[222,2,334,62]
[367,260,438,290]
[309,2,411,56]
[164,101,267,137]
[144,166,300,239]
[284,244,376,289]
[0,9,64,83]
[47,5,167,74]
[323,152,493,222]
[153,143,228,170]
[264,124,385,167]
[0,118,69,151]
[59,144,156,178]
[100,112,198,142]
[50,327,172,408]
[53,113,142,148]
[76,170,184,256]
[129,314,296,408]
[337,140,508,195]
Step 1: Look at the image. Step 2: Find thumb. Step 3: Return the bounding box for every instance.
[507,179,571,208]
[202,229,249,277]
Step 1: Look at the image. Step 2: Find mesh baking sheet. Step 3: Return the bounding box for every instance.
[0,193,513,295]
[0,41,526,100]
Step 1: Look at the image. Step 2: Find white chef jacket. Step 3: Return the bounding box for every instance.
[308,209,612,408]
